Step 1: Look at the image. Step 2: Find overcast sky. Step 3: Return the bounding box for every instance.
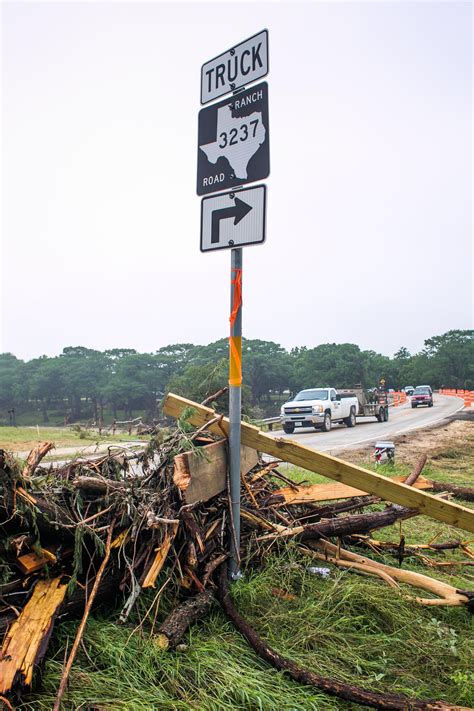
[1,0,472,361]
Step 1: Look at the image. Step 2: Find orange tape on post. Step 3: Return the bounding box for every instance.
[229,267,243,387]
[229,269,242,328]
[229,336,242,386]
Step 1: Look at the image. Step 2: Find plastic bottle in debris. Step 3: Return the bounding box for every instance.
[307,566,331,578]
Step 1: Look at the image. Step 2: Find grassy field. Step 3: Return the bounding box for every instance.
[19,421,474,710]
[0,426,145,452]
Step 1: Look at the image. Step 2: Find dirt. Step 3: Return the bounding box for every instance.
[343,413,474,472]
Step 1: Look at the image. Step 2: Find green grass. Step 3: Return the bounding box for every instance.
[20,546,474,710]
[0,426,145,452]
[17,429,474,710]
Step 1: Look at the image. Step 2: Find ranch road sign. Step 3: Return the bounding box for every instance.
[197,82,269,196]
[201,29,268,105]
[200,185,266,252]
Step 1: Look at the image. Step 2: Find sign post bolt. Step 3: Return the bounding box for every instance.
[229,247,243,580]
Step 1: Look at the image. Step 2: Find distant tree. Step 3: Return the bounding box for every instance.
[0,353,25,415]
[26,356,64,422]
[422,330,473,387]
[394,346,411,360]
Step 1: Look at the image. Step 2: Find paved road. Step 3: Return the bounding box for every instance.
[269,394,464,455]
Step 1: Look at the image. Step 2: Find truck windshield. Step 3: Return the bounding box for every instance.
[294,389,328,401]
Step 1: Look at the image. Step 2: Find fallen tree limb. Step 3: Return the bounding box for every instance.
[305,540,471,607]
[217,567,466,710]
[21,442,54,479]
[154,591,214,650]
[257,504,418,543]
[428,480,474,502]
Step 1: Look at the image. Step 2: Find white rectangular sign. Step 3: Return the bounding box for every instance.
[201,30,269,105]
[200,185,266,252]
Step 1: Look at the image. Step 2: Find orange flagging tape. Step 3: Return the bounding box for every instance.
[229,268,242,328]
[229,336,242,386]
[229,268,243,386]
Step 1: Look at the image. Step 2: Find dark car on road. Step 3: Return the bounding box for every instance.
[411,386,433,408]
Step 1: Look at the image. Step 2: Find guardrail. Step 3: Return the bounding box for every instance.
[439,388,474,408]
[258,416,280,431]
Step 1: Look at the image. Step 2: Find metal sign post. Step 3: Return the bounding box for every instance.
[197,30,269,580]
[228,248,243,579]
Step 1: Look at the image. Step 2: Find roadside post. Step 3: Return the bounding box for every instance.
[197,31,269,579]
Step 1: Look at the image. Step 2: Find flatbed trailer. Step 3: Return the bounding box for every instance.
[338,386,389,423]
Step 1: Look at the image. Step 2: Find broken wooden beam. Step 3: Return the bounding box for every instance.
[163,394,474,534]
[271,477,432,505]
[173,440,258,504]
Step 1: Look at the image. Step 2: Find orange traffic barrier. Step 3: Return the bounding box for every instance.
[464,391,474,408]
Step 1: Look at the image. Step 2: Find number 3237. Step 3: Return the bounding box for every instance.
[219,119,259,148]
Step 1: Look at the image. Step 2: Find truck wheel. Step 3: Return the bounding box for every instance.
[412,404,417,408]
[283,423,295,434]
[345,409,356,428]
[377,407,385,422]
[321,412,331,432]
[384,407,389,422]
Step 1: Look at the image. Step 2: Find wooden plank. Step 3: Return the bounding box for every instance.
[142,523,179,589]
[15,550,57,575]
[0,577,67,694]
[274,476,432,505]
[173,440,259,504]
[163,394,474,534]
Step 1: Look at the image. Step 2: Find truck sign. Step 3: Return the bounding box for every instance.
[200,29,269,104]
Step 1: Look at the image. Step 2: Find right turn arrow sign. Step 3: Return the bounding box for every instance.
[211,198,253,244]
[200,185,266,253]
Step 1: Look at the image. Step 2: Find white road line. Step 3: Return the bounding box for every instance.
[325,398,465,453]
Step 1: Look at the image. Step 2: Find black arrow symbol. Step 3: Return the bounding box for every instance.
[211,197,253,244]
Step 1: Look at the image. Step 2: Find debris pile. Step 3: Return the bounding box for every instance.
[1,393,474,710]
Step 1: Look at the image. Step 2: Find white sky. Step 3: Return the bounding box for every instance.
[1,0,472,361]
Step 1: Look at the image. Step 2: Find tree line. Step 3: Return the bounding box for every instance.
[0,330,472,425]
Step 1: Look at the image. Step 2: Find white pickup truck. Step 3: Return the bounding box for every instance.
[280,388,359,434]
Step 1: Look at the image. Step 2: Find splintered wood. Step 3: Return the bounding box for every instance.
[142,523,179,588]
[0,577,67,694]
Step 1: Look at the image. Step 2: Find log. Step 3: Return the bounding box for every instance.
[404,455,427,486]
[300,506,417,541]
[428,480,474,502]
[163,394,474,533]
[72,476,130,494]
[0,577,67,695]
[217,567,464,710]
[154,591,214,650]
[173,441,258,504]
[257,505,417,543]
